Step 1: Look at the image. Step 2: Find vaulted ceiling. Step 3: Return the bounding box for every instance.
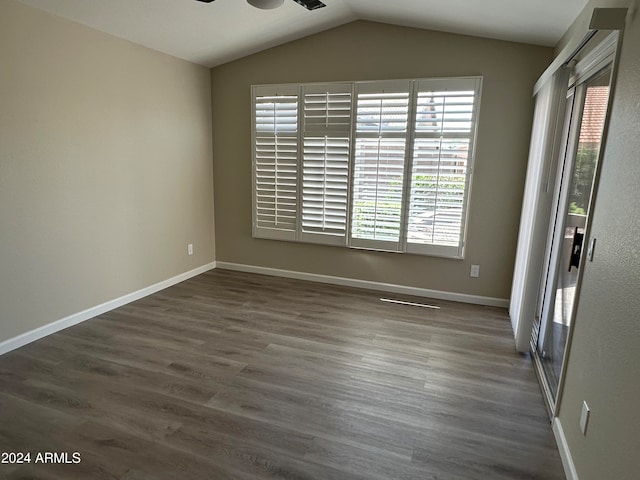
[17,0,588,67]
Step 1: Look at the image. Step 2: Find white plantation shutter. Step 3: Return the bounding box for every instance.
[252,85,299,241]
[301,84,352,245]
[350,81,412,251]
[406,77,481,257]
[251,77,482,258]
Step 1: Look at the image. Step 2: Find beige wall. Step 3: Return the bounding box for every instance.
[554,1,640,478]
[211,21,552,300]
[0,0,215,344]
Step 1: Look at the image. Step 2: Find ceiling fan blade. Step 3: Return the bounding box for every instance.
[292,0,326,10]
[195,0,326,9]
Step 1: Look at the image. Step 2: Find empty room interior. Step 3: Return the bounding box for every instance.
[1,0,638,478]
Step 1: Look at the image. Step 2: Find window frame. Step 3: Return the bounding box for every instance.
[251,76,483,259]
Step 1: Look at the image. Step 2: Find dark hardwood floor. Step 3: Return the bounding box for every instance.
[0,269,565,479]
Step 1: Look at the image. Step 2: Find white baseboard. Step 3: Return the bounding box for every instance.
[1,260,507,357]
[0,262,216,356]
[215,262,509,308]
[553,417,579,480]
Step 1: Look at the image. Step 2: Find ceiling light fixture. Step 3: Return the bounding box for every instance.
[247,0,285,9]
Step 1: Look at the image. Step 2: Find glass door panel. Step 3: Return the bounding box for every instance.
[536,66,611,401]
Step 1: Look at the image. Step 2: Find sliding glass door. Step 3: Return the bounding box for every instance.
[532,65,612,407]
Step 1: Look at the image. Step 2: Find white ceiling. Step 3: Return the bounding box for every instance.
[17,0,588,67]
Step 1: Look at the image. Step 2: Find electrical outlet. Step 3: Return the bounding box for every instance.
[470,265,480,278]
[187,243,194,256]
[580,401,590,435]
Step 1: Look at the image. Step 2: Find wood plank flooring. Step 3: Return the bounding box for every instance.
[0,269,565,479]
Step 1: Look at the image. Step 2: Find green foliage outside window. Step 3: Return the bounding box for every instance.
[569,146,598,215]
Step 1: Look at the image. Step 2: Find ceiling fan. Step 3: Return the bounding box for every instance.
[195,0,326,11]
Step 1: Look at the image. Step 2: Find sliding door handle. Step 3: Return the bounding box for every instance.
[569,227,584,271]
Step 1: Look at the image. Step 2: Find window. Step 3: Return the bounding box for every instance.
[351,81,410,251]
[301,83,352,245]
[251,77,482,258]
[253,85,299,241]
